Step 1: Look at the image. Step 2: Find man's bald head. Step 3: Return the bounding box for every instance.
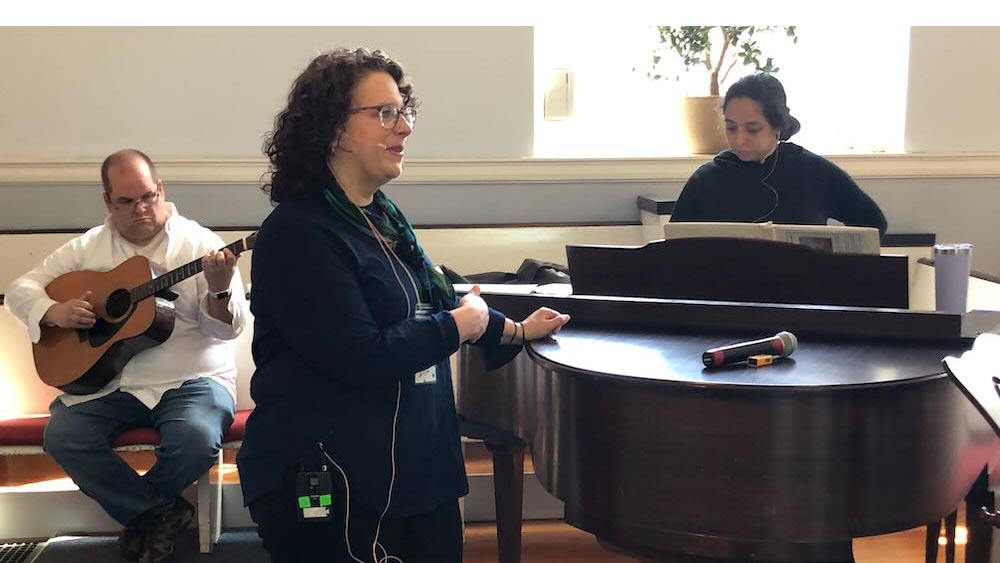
[101,149,159,194]
[100,149,168,245]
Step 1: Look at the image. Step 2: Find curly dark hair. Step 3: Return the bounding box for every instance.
[723,73,801,141]
[262,48,415,203]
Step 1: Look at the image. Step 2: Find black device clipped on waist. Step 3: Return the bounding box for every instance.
[296,453,333,522]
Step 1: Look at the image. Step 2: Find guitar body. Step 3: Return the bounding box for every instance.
[30,232,255,395]
[33,255,176,395]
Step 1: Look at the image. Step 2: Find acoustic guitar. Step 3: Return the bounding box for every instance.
[33,233,256,395]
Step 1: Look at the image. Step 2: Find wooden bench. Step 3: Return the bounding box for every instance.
[0,408,252,553]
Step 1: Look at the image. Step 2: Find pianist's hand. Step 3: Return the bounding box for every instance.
[521,307,571,342]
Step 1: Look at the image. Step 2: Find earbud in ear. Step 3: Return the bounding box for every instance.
[332,137,353,154]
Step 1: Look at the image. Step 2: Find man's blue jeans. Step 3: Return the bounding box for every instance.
[44,377,235,525]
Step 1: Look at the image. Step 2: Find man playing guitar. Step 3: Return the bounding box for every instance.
[4,149,248,563]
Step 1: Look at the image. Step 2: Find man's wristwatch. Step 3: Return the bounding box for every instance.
[210,289,231,300]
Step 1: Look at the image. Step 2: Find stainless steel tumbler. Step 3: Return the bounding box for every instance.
[933,243,973,314]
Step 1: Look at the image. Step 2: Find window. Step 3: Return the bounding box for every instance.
[533,25,910,158]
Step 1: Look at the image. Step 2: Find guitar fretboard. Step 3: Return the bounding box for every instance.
[129,234,255,301]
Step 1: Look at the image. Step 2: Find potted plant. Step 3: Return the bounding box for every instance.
[649,26,798,154]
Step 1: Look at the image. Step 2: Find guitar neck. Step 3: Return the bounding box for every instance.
[130,234,255,302]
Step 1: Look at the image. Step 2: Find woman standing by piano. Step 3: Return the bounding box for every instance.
[237,48,570,563]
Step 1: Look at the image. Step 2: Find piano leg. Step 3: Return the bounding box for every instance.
[923,509,961,563]
[945,508,958,563]
[965,469,994,563]
[486,441,525,563]
[926,519,942,563]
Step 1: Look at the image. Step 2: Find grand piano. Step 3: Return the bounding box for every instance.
[456,238,1000,563]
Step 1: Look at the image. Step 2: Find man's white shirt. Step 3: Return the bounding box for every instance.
[3,203,247,408]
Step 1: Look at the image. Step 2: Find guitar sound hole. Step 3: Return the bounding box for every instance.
[106,289,132,319]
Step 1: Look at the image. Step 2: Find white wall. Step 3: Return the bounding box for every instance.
[906,27,1000,152]
[0,27,533,159]
[4,26,1000,157]
[862,178,1000,273]
[0,26,998,273]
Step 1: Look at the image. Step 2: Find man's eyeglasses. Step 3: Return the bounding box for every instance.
[108,190,161,213]
[349,105,418,130]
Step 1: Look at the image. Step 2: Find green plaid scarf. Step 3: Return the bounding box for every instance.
[322,182,457,312]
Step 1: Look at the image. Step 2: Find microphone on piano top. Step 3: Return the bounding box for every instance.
[702,331,798,368]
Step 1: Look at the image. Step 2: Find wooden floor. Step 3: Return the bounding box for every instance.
[465,520,965,563]
[1,448,969,563]
[462,519,945,563]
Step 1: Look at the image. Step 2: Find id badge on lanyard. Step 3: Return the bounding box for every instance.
[414,302,437,385]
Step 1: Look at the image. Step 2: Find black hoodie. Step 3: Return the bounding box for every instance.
[671,142,887,235]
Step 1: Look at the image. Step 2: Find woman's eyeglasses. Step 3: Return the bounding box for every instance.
[349,105,418,130]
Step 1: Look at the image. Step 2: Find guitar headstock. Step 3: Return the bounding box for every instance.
[226,232,257,255]
[244,232,257,251]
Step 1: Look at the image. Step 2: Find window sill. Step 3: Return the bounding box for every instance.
[2,153,1000,186]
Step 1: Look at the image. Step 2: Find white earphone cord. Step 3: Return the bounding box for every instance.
[753,145,781,223]
[358,206,422,313]
[318,206,416,563]
[320,382,402,563]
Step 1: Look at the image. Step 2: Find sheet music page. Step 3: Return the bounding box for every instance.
[452,283,538,295]
[662,222,879,254]
[771,224,880,255]
[943,341,1000,436]
[533,283,573,296]
[664,221,775,241]
[973,332,1000,351]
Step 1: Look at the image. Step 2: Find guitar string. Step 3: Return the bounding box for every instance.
[130,233,253,301]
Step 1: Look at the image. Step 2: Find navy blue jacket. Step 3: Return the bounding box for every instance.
[237,195,511,516]
[671,142,888,235]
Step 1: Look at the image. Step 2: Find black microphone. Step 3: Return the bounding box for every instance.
[702,331,798,368]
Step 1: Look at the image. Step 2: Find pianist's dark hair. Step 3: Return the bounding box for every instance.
[723,73,801,141]
[262,48,415,203]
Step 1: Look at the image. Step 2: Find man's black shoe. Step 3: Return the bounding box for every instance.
[117,521,145,561]
[138,497,195,563]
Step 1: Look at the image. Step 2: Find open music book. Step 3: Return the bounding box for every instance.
[943,333,1000,436]
[663,221,881,255]
[452,283,573,296]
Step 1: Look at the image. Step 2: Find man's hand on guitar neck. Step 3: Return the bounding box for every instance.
[43,291,97,329]
[202,248,240,324]
[203,248,239,293]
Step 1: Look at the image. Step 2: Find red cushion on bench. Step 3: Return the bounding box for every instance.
[0,415,163,447]
[1,408,253,447]
[113,427,163,447]
[223,409,251,443]
[0,415,49,446]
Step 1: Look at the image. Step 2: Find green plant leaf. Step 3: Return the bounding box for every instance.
[646,24,799,92]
